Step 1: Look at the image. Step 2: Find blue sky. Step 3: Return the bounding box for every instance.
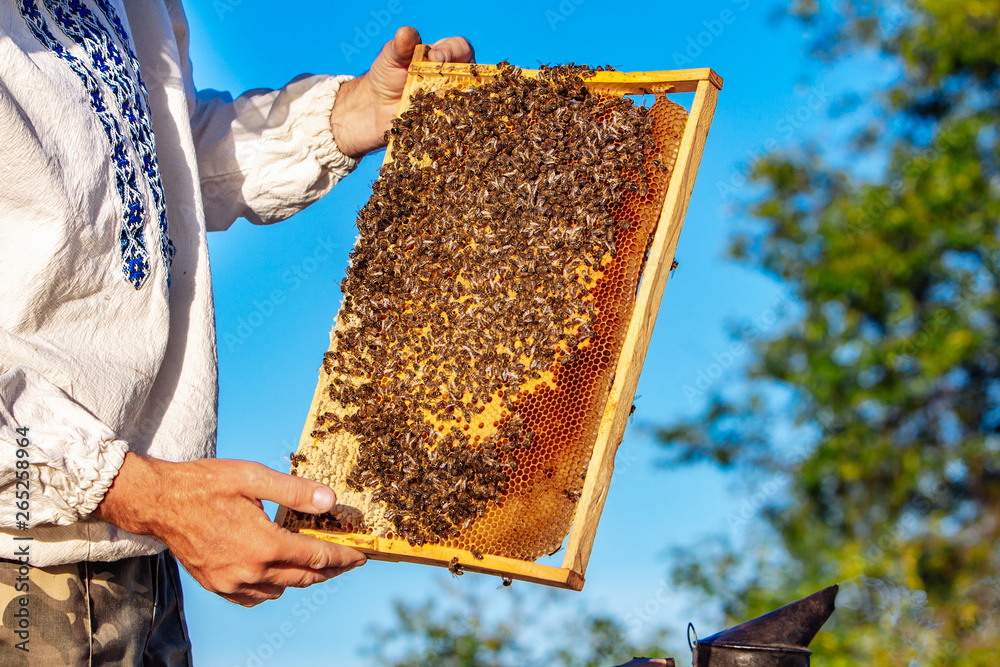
[178,0,846,664]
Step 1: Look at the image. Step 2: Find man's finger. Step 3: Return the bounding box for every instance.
[260,563,358,589]
[246,464,336,514]
[429,36,474,64]
[273,528,367,571]
[228,584,285,608]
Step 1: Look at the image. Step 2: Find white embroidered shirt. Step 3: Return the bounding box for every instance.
[0,0,357,565]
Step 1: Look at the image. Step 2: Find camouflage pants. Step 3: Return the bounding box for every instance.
[0,551,192,666]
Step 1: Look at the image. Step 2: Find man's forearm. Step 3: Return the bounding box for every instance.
[92,452,167,536]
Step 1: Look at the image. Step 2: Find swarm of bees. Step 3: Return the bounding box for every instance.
[284,61,688,561]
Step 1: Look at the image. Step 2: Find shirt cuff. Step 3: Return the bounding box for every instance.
[59,438,129,523]
[238,73,363,225]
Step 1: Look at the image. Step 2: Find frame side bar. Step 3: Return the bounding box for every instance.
[561,79,720,576]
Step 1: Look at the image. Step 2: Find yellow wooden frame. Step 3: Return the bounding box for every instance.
[278,48,722,590]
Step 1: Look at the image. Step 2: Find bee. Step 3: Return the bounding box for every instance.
[315,59,664,544]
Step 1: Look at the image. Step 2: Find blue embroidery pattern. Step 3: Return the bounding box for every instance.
[18,0,174,288]
[52,0,176,279]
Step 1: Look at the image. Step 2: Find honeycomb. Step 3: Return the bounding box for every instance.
[282,62,688,563]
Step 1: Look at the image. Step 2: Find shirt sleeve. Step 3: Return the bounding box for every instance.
[190,74,360,231]
[0,363,128,528]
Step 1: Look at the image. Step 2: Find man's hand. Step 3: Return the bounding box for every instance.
[94,452,366,607]
[330,26,474,158]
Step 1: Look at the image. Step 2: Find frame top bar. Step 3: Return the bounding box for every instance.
[407,60,724,94]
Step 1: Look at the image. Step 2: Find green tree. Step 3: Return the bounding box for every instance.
[657,1,1000,665]
[367,2,999,664]
[363,585,670,666]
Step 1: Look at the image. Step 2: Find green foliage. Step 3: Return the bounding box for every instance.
[363,584,671,667]
[366,596,519,667]
[365,2,998,664]
[656,1,1000,665]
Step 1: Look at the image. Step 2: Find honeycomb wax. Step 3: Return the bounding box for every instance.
[283,62,688,562]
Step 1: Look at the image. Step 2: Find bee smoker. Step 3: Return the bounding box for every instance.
[687,585,839,666]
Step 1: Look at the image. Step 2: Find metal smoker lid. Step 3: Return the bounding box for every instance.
[697,585,839,653]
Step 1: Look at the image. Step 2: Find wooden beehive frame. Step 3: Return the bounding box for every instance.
[277,48,722,590]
